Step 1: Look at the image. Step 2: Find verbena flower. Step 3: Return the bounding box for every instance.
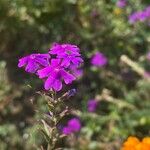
[49,43,83,68]
[129,6,150,24]
[129,11,146,24]
[87,99,98,112]
[18,43,83,91]
[18,53,50,73]
[62,118,81,135]
[62,127,72,135]
[91,52,107,67]
[129,13,139,24]
[116,0,127,8]
[38,59,76,91]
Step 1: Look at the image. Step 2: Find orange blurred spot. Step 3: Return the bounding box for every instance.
[121,136,150,150]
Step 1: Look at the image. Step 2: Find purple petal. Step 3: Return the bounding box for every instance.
[18,56,28,67]
[36,57,50,67]
[53,80,62,91]
[61,70,76,84]
[25,60,38,73]
[38,67,53,78]
[61,59,70,68]
[62,44,80,52]
[72,57,83,65]
[44,76,54,90]
[51,59,61,67]
[49,43,62,54]
[72,68,83,78]
[37,54,50,58]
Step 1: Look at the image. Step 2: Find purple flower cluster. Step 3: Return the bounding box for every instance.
[116,0,127,8]
[18,43,83,91]
[62,118,81,135]
[91,52,107,67]
[87,99,98,112]
[129,6,150,24]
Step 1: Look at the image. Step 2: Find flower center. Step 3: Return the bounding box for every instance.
[66,50,72,55]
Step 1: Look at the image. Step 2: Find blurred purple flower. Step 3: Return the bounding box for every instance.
[129,11,146,24]
[38,59,76,91]
[91,52,107,67]
[18,53,50,73]
[138,12,147,22]
[62,127,72,135]
[116,0,127,8]
[49,43,83,68]
[62,118,81,135]
[87,99,98,112]
[68,118,81,132]
[144,71,150,78]
[145,6,150,17]
[147,51,150,60]
[129,13,139,24]
[129,6,150,24]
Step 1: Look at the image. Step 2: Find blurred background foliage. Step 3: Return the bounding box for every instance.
[0,0,150,149]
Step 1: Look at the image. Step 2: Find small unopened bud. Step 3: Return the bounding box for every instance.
[58,89,77,101]
[67,89,76,97]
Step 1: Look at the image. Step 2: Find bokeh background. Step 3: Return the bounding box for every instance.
[0,0,150,149]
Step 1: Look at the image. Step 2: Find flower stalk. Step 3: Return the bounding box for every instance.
[40,90,70,150]
[18,43,83,149]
